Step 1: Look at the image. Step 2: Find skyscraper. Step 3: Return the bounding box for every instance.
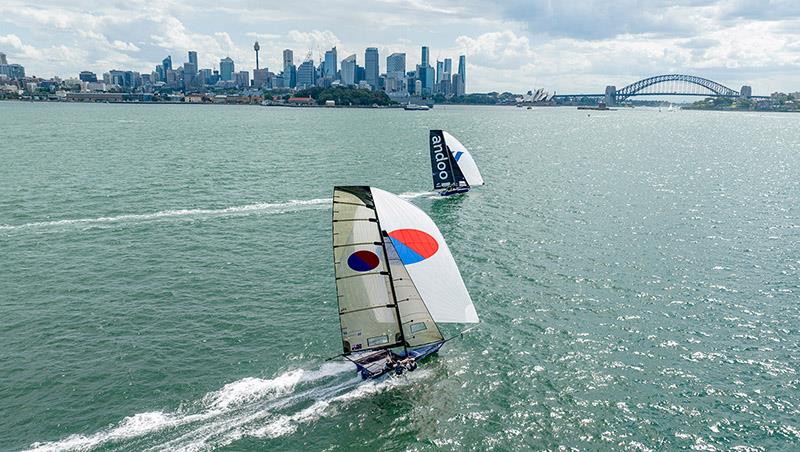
[220,57,234,81]
[457,55,466,93]
[324,47,338,79]
[436,60,444,83]
[0,52,7,65]
[421,46,429,67]
[296,60,316,88]
[444,58,452,76]
[162,56,172,71]
[282,49,296,88]
[283,49,293,71]
[365,47,379,89]
[183,62,197,91]
[188,51,197,68]
[341,54,356,86]
[386,53,406,77]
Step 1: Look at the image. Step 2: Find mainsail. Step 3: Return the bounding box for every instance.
[430,130,484,189]
[333,186,478,355]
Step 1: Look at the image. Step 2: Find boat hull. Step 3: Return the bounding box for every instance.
[353,341,445,380]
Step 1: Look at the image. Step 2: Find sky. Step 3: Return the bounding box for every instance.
[1,0,799,94]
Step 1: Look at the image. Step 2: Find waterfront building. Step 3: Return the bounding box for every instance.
[0,63,25,80]
[740,85,752,99]
[457,55,466,93]
[355,65,365,84]
[283,49,293,71]
[188,51,197,68]
[235,70,250,88]
[341,54,356,86]
[453,73,464,96]
[386,53,406,77]
[365,47,379,90]
[324,47,338,80]
[253,68,269,89]
[183,62,197,90]
[79,71,97,82]
[296,60,316,89]
[220,57,234,81]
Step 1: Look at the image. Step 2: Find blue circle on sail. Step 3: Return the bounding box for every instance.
[348,250,380,272]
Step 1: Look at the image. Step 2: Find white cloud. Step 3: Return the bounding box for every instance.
[0,0,798,93]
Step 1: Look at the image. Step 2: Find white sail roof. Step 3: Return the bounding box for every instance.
[371,187,479,324]
[443,131,484,187]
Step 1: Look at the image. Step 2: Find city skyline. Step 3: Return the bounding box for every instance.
[1,1,799,93]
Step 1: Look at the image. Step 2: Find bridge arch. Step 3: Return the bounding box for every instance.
[614,74,739,101]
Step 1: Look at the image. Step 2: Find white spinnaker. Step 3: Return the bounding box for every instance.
[443,131,484,186]
[371,187,479,324]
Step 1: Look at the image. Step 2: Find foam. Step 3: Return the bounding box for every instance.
[26,362,354,452]
[1,199,329,232]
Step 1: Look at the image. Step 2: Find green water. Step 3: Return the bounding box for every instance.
[1,102,799,450]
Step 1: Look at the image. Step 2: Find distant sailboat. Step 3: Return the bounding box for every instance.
[332,186,479,379]
[429,130,485,196]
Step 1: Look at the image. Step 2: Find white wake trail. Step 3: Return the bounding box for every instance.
[2,192,437,233]
[26,362,354,452]
[0,198,329,232]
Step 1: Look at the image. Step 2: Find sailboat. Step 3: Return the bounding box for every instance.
[332,186,479,379]
[429,130,485,196]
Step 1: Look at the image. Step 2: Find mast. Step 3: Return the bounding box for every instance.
[375,216,408,355]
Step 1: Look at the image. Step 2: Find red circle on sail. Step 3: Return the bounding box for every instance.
[388,229,439,264]
[347,250,380,272]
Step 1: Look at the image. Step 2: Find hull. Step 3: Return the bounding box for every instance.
[353,341,445,380]
[439,186,470,196]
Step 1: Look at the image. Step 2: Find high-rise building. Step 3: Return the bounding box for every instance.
[199,68,213,86]
[444,58,452,76]
[236,70,250,88]
[436,60,444,83]
[457,55,466,93]
[365,47,379,89]
[386,53,406,77]
[355,65,365,84]
[324,47,338,79]
[283,49,293,71]
[421,46,429,67]
[253,68,269,88]
[0,52,7,65]
[183,62,197,91]
[188,51,197,68]
[296,60,316,88]
[453,73,464,96]
[341,54,356,86]
[79,71,97,82]
[0,63,25,80]
[162,56,172,71]
[220,57,234,81]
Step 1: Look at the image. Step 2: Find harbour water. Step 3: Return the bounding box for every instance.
[1,102,799,450]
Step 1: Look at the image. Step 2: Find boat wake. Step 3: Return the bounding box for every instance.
[27,361,429,451]
[1,192,437,233]
[0,199,329,232]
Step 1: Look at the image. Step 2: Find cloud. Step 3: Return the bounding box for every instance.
[0,0,798,93]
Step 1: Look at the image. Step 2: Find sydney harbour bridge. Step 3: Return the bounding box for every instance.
[554,74,767,105]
